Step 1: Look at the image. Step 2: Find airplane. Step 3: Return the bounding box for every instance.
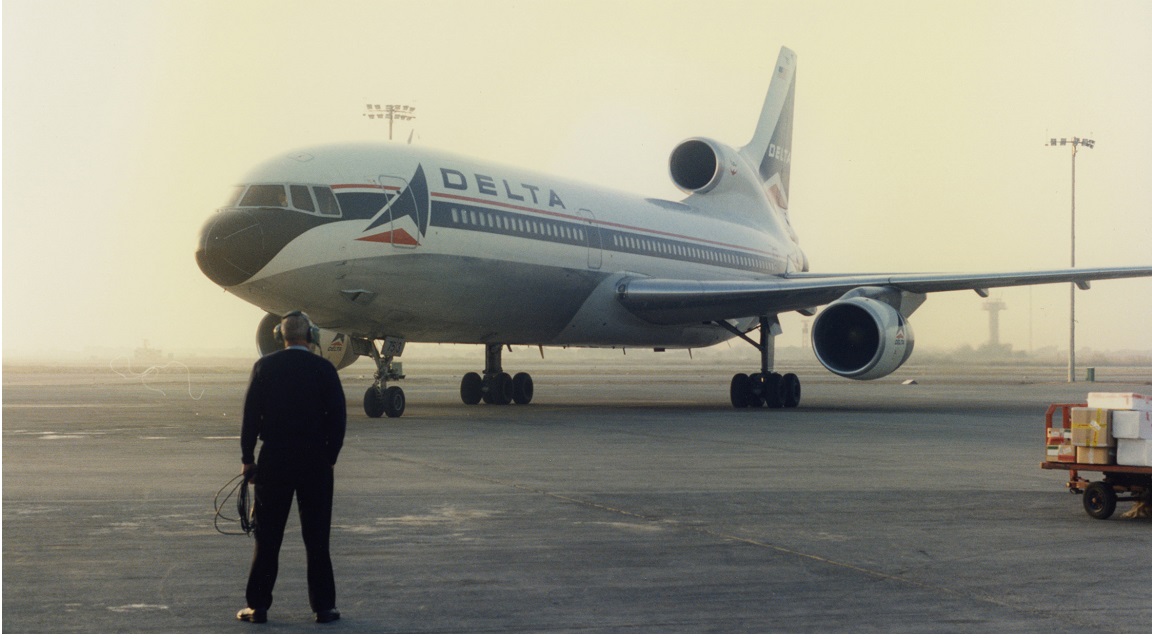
[195,46,1152,418]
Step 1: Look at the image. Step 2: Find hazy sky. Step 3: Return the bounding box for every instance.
[4,0,1151,360]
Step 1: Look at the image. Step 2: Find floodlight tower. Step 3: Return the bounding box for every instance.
[364,104,417,141]
[1045,136,1094,382]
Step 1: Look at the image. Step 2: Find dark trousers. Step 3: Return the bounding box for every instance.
[245,459,335,612]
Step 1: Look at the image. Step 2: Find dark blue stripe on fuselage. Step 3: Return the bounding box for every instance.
[335,192,391,220]
[429,199,779,274]
[430,200,589,249]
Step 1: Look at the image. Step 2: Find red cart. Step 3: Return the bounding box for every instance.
[1040,403,1152,519]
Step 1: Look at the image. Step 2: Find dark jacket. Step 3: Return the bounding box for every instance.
[241,348,346,469]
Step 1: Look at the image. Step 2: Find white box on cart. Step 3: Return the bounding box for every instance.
[1087,392,1152,412]
[1117,439,1152,467]
[1111,410,1152,441]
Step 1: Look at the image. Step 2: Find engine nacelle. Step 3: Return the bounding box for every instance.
[811,297,915,380]
[669,137,741,194]
[255,312,360,370]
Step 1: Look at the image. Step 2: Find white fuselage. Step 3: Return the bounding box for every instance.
[206,143,806,348]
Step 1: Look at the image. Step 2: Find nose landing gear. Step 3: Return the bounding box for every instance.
[362,337,406,418]
[460,343,534,406]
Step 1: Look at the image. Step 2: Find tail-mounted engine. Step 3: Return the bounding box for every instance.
[256,312,360,370]
[811,287,923,380]
[669,138,742,195]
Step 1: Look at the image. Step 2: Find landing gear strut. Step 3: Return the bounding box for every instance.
[460,343,534,406]
[363,337,406,418]
[719,316,802,410]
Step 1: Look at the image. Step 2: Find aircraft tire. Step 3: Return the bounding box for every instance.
[764,373,785,409]
[485,372,514,405]
[364,387,386,418]
[730,373,752,408]
[461,372,483,405]
[512,372,534,405]
[748,372,768,407]
[782,373,801,408]
[382,386,406,418]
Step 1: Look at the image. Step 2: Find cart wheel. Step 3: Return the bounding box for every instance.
[1083,482,1117,520]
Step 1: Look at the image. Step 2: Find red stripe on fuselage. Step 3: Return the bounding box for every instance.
[356,228,420,246]
[331,183,400,192]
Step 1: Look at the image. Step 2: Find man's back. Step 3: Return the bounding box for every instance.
[242,349,346,466]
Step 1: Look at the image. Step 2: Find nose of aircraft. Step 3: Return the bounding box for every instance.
[195,209,271,287]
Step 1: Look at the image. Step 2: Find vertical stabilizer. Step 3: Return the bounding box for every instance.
[740,47,797,208]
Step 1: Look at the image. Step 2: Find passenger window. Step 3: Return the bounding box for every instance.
[312,186,341,217]
[240,184,288,207]
[290,185,315,212]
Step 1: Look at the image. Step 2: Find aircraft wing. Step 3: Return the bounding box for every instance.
[616,266,1152,325]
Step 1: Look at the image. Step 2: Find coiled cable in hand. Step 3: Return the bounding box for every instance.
[214,473,257,536]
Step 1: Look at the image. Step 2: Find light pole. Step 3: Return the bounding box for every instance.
[1046,136,1094,382]
[364,104,416,141]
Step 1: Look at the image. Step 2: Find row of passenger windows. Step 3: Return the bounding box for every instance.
[450,205,770,271]
[610,233,770,271]
[226,184,341,217]
[450,203,770,272]
[450,207,586,243]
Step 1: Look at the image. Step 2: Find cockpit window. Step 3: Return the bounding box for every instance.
[289,185,315,212]
[313,186,340,217]
[240,184,288,207]
[232,183,341,218]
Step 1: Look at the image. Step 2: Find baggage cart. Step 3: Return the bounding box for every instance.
[1040,403,1152,519]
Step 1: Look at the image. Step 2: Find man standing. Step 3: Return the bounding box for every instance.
[236,311,347,624]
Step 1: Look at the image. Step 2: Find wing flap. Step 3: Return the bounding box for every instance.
[616,267,1152,325]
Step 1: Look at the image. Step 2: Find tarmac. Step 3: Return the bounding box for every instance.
[3,355,1151,633]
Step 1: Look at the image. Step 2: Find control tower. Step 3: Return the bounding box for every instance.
[982,299,1007,347]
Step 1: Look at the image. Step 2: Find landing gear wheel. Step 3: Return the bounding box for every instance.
[382,386,406,418]
[782,373,801,408]
[512,372,534,405]
[1083,481,1118,520]
[730,373,751,408]
[747,373,767,407]
[484,372,514,405]
[764,372,785,409]
[460,372,483,405]
[364,387,385,418]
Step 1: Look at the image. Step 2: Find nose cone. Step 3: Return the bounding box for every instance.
[195,209,272,287]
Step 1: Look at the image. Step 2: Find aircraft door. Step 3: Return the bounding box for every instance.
[581,208,603,270]
[378,175,424,249]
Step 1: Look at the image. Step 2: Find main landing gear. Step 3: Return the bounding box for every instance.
[460,343,534,406]
[363,337,407,418]
[718,316,802,410]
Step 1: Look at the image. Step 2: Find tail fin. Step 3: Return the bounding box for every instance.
[740,47,797,208]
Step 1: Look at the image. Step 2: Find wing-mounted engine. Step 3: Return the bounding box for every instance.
[255,312,360,370]
[811,287,924,380]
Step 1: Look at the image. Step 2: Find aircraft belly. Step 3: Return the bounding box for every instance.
[241,254,607,344]
[552,272,738,348]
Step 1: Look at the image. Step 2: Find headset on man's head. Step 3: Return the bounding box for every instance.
[273,310,320,346]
